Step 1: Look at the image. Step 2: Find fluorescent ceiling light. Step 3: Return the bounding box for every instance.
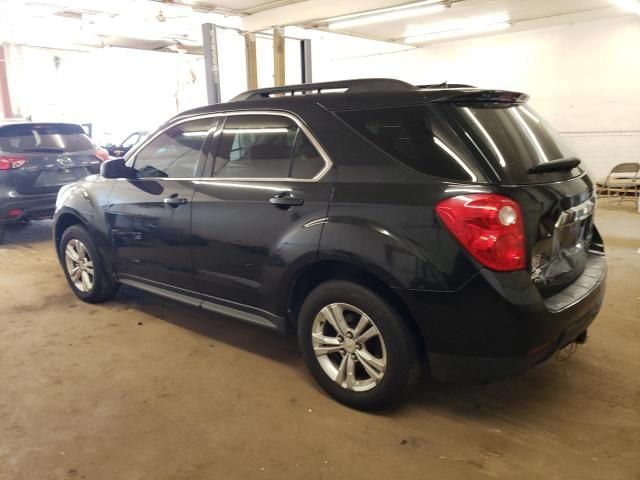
[327,1,445,30]
[327,0,442,22]
[613,0,640,14]
[404,13,511,44]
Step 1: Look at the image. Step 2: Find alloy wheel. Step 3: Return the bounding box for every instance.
[311,303,387,392]
[64,239,94,293]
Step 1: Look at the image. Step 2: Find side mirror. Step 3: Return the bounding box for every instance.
[103,142,116,148]
[100,158,135,179]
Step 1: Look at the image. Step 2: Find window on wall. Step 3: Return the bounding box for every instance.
[213,115,325,179]
[133,118,216,178]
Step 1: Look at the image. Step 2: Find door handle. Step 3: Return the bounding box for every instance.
[269,193,304,209]
[163,194,188,207]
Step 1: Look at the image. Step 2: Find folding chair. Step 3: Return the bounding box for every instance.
[596,163,640,207]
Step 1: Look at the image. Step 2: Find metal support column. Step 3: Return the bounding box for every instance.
[273,27,285,87]
[300,39,312,84]
[202,23,222,104]
[244,33,258,90]
[0,44,14,118]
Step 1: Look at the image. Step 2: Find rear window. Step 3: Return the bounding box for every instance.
[337,106,486,182]
[0,124,95,153]
[445,103,583,184]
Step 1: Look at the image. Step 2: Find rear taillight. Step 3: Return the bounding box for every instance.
[95,148,109,162]
[7,208,23,219]
[0,155,27,170]
[436,193,526,271]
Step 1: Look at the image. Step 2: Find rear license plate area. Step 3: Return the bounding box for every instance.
[34,167,90,187]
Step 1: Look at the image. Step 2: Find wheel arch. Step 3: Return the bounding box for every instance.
[284,259,425,354]
[54,210,86,256]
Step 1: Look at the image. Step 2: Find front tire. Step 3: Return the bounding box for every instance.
[298,280,421,410]
[60,225,119,303]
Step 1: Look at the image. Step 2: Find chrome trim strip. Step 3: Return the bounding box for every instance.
[555,197,595,228]
[119,278,279,330]
[201,301,277,330]
[119,278,202,308]
[126,110,333,183]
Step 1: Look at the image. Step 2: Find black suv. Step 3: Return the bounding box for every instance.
[1,122,107,241]
[53,79,606,410]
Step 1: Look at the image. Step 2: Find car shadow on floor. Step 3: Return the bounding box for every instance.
[116,286,302,366]
[406,363,576,418]
[113,285,586,417]
[1,220,54,246]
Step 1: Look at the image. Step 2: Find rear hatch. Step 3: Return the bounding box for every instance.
[335,90,597,297]
[432,94,596,296]
[0,123,101,195]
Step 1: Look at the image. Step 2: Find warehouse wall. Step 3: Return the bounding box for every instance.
[3,45,207,144]
[314,17,640,180]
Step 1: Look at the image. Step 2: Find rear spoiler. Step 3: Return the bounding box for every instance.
[431,90,529,104]
[528,157,581,174]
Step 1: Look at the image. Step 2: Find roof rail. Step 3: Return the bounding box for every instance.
[417,82,477,89]
[231,78,417,101]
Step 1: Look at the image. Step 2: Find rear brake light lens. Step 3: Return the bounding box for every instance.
[95,148,109,162]
[0,155,27,170]
[436,194,526,271]
[7,208,23,219]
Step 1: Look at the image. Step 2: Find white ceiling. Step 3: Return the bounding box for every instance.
[241,0,633,42]
[324,0,620,42]
[192,0,307,14]
[0,0,635,51]
[0,0,235,52]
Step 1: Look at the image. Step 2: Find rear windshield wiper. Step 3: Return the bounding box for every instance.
[528,157,581,174]
[19,147,66,153]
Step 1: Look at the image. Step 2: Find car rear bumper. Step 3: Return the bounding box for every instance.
[427,306,598,382]
[0,190,58,225]
[396,252,606,382]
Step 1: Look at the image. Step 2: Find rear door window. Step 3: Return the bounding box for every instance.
[337,106,486,183]
[0,123,95,153]
[213,114,325,179]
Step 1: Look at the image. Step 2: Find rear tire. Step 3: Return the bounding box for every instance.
[298,280,421,411]
[59,225,119,303]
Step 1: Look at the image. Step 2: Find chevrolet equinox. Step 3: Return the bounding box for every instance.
[53,79,606,410]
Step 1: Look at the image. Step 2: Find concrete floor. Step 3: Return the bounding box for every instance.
[1,204,639,480]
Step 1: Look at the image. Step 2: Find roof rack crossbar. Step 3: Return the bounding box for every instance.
[231,78,417,101]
